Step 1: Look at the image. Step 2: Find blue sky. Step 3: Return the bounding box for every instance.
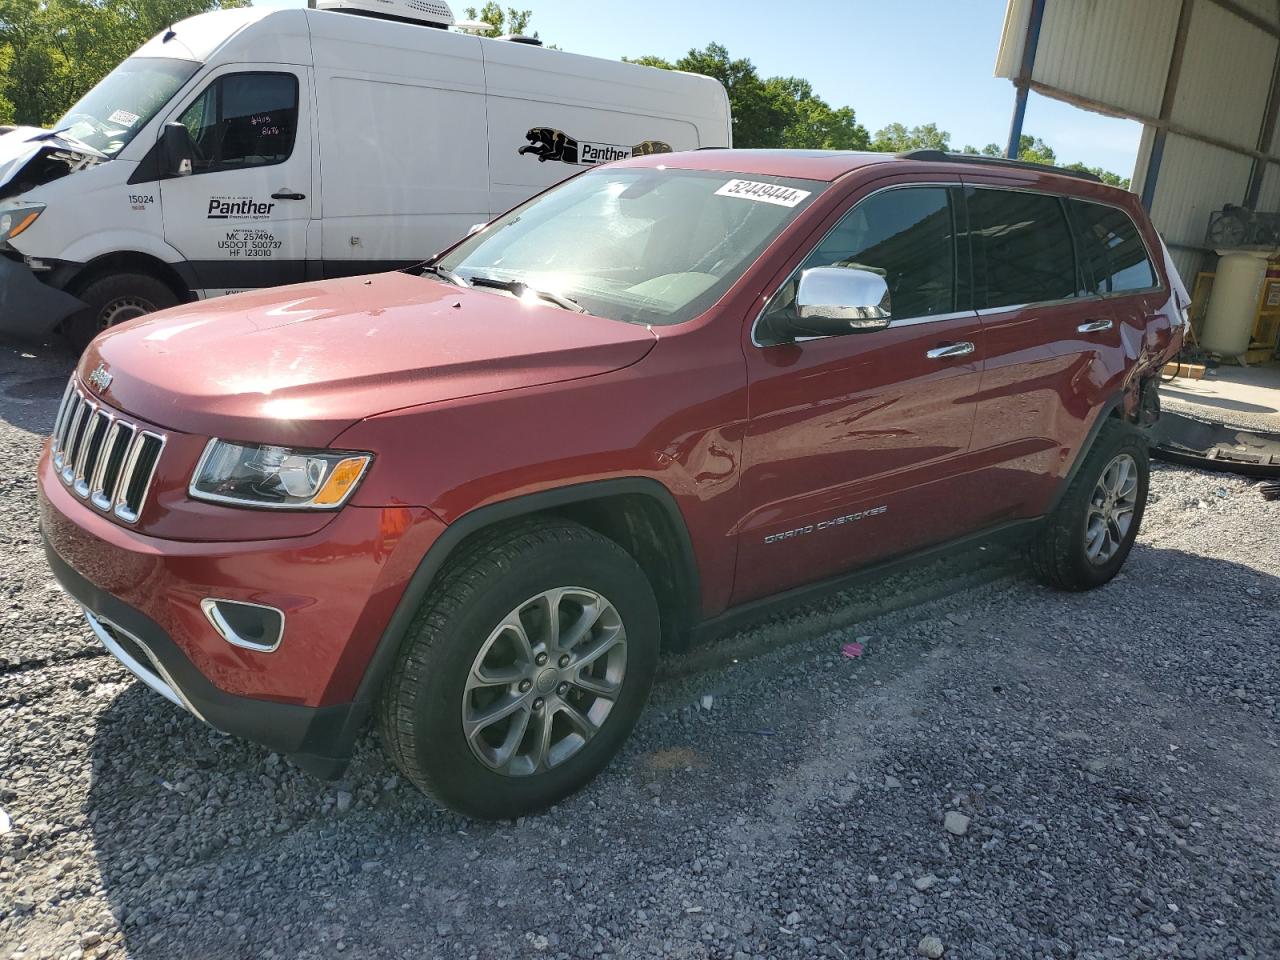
[257,0,1145,177]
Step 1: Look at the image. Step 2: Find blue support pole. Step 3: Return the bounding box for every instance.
[1006,0,1047,160]
[1007,88,1030,160]
[1140,132,1168,210]
[1142,0,1193,210]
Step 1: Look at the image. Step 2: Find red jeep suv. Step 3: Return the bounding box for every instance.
[39,149,1185,818]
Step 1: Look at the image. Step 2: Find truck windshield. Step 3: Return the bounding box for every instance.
[55,57,199,158]
[435,167,826,325]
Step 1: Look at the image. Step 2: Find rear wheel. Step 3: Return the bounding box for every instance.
[378,519,659,819]
[1028,419,1149,591]
[64,272,179,349]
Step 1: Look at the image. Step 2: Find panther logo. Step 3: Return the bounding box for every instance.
[631,140,672,156]
[517,129,674,166]
[519,127,579,164]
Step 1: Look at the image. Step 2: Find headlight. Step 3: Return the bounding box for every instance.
[189,440,372,510]
[0,204,46,244]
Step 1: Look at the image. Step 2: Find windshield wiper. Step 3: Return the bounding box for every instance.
[466,275,586,313]
[407,261,468,286]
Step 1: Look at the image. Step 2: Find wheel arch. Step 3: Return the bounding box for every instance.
[353,478,702,711]
[1047,391,1130,514]
[60,250,193,303]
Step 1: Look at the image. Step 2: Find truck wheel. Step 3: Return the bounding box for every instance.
[1028,419,1149,591]
[379,519,660,819]
[64,273,178,349]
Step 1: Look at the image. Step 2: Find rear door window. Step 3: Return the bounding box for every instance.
[966,188,1077,308]
[1067,199,1158,294]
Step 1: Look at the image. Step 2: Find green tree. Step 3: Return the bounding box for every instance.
[871,122,950,153]
[627,43,867,150]
[1064,162,1130,189]
[463,3,534,37]
[969,134,1058,164]
[765,75,869,150]
[0,0,248,127]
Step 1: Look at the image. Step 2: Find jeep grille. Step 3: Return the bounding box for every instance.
[50,377,165,524]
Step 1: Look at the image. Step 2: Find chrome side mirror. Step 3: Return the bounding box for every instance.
[789,266,892,337]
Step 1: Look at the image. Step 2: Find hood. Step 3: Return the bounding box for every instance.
[80,272,658,446]
[0,126,107,200]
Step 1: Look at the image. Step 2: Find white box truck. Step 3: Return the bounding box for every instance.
[0,0,730,343]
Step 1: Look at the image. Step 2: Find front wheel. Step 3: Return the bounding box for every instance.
[64,272,179,350]
[1028,419,1149,591]
[378,519,660,819]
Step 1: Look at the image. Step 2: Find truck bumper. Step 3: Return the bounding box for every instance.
[0,255,84,337]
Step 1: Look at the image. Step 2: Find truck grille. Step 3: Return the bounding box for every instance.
[50,377,165,524]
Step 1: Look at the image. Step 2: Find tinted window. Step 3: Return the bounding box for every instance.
[1068,199,1157,294]
[765,187,956,324]
[967,188,1077,308]
[179,73,298,173]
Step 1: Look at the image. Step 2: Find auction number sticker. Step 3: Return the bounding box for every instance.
[715,179,811,207]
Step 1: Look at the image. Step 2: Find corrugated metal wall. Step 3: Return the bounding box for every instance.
[1171,2,1274,149]
[1152,135,1255,278]
[998,0,1180,118]
[997,0,1280,287]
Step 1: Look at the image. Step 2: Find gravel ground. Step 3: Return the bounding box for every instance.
[2,338,1279,960]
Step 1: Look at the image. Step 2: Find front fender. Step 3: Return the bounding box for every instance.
[37,229,186,274]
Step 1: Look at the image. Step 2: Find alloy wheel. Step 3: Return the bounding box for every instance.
[1084,452,1139,565]
[462,587,627,777]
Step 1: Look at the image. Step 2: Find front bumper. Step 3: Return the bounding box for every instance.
[39,444,447,776]
[45,536,362,777]
[0,254,84,337]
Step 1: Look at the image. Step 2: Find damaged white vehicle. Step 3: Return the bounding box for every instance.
[0,1,730,346]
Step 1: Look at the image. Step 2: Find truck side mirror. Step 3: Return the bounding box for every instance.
[160,122,194,177]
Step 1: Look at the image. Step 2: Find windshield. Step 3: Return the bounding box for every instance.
[436,168,826,325]
[55,57,199,158]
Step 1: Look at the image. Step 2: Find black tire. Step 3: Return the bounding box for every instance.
[378,518,660,819]
[64,272,179,350]
[1028,418,1149,591]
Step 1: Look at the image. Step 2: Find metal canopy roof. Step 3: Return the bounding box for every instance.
[996,0,1280,281]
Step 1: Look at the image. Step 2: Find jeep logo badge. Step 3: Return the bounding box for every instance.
[87,363,113,393]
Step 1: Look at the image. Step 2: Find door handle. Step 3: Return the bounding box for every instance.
[271,190,306,200]
[926,341,975,360]
[1077,319,1113,333]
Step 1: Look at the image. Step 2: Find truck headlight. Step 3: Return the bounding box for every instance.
[189,440,372,509]
[0,204,46,244]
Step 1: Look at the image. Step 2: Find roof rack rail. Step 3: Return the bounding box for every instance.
[896,149,1103,184]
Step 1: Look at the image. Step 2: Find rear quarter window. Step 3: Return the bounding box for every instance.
[1066,198,1158,294]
